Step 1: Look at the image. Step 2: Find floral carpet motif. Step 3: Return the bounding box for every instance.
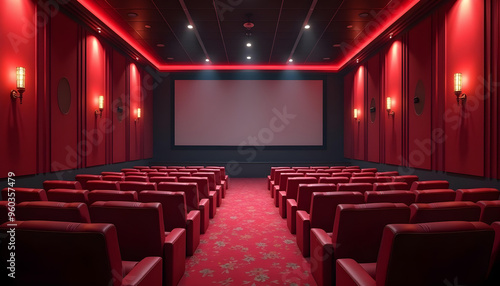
[178,178,316,286]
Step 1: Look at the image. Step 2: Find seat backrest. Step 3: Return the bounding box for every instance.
[134,165,150,169]
[89,201,165,261]
[274,169,295,185]
[376,221,494,286]
[47,189,89,204]
[177,168,198,174]
[139,191,187,231]
[1,187,47,203]
[364,191,416,205]
[158,182,199,212]
[296,184,337,212]
[332,203,410,262]
[456,188,500,202]
[285,177,317,200]
[125,172,147,176]
[149,176,178,183]
[140,168,158,173]
[361,168,378,173]
[350,177,377,184]
[86,180,120,191]
[411,180,449,191]
[150,165,167,169]
[160,168,179,173]
[75,174,102,189]
[179,176,210,199]
[309,191,365,232]
[121,168,139,173]
[414,189,456,203]
[409,201,481,223]
[101,171,124,176]
[88,190,138,205]
[169,172,192,179]
[477,200,500,224]
[279,172,303,190]
[124,175,149,182]
[192,172,216,191]
[489,222,500,285]
[119,181,156,192]
[374,176,393,182]
[102,175,125,181]
[337,183,373,194]
[304,172,330,180]
[43,180,82,191]
[167,166,184,169]
[318,176,350,184]
[376,171,399,177]
[0,221,123,286]
[147,172,169,178]
[372,182,409,191]
[391,175,419,187]
[352,172,375,177]
[16,201,90,223]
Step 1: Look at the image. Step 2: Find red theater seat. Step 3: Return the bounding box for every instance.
[121,168,140,173]
[47,189,89,204]
[305,172,331,180]
[43,180,82,191]
[193,172,221,207]
[176,168,197,174]
[273,172,304,206]
[119,181,156,192]
[179,176,217,219]
[310,203,410,286]
[477,200,500,224]
[149,176,178,183]
[410,180,449,191]
[488,222,500,285]
[350,177,377,184]
[86,180,120,191]
[125,175,149,182]
[150,165,168,169]
[0,220,162,286]
[271,169,295,196]
[332,172,352,178]
[376,171,399,176]
[1,187,47,203]
[455,188,500,202]
[199,168,226,197]
[414,189,456,203]
[89,201,186,286]
[101,171,125,176]
[140,168,158,173]
[336,221,494,286]
[139,191,200,256]
[148,172,169,177]
[158,182,209,234]
[296,191,364,256]
[126,172,147,176]
[364,191,416,205]
[352,172,375,177]
[206,166,229,189]
[278,176,317,218]
[318,176,350,184]
[391,175,419,187]
[287,183,336,234]
[372,182,409,191]
[75,174,102,189]
[361,168,378,173]
[169,172,192,179]
[88,190,138,204]
[102,175,125,181]
[337,183,373,194]
[16,201,90,223]
[409,201,481,223]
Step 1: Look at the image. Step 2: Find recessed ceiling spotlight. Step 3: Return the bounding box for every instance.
[156,44,165,47]
[389,33,394,39]
[356,58,359,63]
[333,44,341,48]
[145,24,151,29]
[187,24,193,29]
[97,27,101,33]
[246,42,252,47]
[288,59,294,63]
[205,58,210,62]
[246,56,252,60]
[304,24,311,29]
[127,12,138,18]
[359,12,369,18]
[347,25,353,29]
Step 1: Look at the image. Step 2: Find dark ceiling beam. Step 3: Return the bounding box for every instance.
[268,0,285,63]
[212,0,229,63]
[179,0,210,62]
[287,0,318,63]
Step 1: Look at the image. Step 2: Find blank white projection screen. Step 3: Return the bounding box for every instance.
[174,80,323,146]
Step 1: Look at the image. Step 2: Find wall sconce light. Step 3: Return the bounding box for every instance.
[353,108,360,123]
[386,97,395,116]
[11,67,26,104]
[454,73,466,104]
[135,108,141,122]
[95,95,104,117]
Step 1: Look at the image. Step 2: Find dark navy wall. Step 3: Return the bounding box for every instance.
[152,72,345,177]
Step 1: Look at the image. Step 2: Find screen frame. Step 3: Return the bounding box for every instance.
[171,71,327,150]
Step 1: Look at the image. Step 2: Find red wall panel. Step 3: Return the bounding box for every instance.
[366,56,381,163]
[143,73,154,159]
[444,0,484,176]
[344,73,354,159]
[112,50,127,163]
[129,63,142,160]
[0,0,37,177]
[353,66,365,160]
[407,17,432,170]
[50,12,78,172]
[85,35,107,167]
[384,40,403,165]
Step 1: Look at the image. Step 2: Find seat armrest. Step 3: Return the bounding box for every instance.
[208,191,217,218]
[336,259,376,286]
[310,228,335,286]
[199,198,210,233]
[278,191,287,218]
[287,199,298,234]
[215,186,222,207]
[186,210,201,256]
[272,185,279,198]
[296,210,311,257]
[164,228,186,286]
[122,257,163,286]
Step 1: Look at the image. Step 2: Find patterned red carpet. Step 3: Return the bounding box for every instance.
[178,178,316,286]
